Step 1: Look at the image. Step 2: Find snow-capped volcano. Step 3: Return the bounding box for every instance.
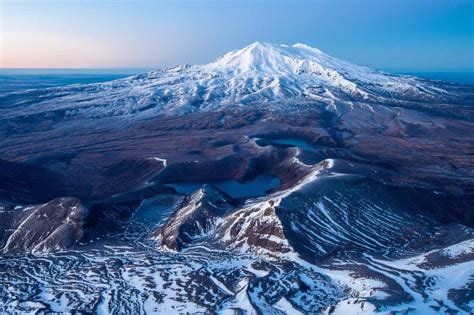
[137,41,448,111]
[201,41,369,101]
[1,42,452,118]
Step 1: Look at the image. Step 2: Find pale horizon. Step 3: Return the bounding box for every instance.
[1,0,473,70]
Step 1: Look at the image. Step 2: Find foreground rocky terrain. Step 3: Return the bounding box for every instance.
[0,43,473,314]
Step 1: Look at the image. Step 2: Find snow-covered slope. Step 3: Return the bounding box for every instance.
[0,42,453,119]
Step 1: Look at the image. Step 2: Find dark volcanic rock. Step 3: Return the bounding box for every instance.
[153,184,237,251]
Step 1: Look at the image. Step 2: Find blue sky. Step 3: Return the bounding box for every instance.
[1,0,473,70]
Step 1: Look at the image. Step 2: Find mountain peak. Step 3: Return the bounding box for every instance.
[246,41,271,49]
[206,41,326,75]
